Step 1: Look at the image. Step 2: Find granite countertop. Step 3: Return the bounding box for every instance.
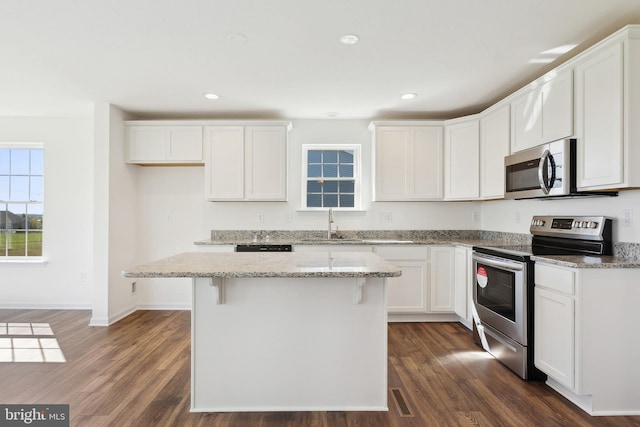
[122,251,403,279]
[531,254,640,268]
[194,230,640,269]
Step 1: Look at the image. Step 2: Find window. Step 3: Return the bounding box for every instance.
[303,145,360,209]
[0,144,44,258]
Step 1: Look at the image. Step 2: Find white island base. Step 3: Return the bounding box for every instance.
[191,276,388,412]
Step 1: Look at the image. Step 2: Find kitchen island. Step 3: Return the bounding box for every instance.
[123,251,401,412]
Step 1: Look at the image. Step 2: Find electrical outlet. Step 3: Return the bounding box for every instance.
[515,211,521,223]
[378,212,392,223]
[622,209,633,227]
[257,213,264,223]
[287,213,294,223]
[80,272,87,283]
[131,281,137,294]
[163,213,173,223]
[472,211,480,223]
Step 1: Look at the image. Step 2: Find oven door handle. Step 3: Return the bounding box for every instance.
[473,255,524,272]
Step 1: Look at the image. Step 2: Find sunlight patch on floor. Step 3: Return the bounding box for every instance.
[0,323,66,363]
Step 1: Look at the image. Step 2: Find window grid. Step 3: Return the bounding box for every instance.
[304,146,359,209]
[0,146,43,257]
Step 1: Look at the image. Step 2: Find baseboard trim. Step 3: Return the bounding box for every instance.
[136,304,191,311]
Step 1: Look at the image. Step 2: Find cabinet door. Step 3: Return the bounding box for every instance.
[386,260,429,313]
[413,127,444,199]
[445,120,479,200]
[575,42,624,190]
[534,287,575,389]
[511,90,542,152]
[541,69,573,142]
[204,126,245,200]
[480,105,510,199]
[374,126,443,201]
[429,246,455,312]
[166,126,203,162]
[245,126,287,201]
[127,126,166,162]
[454,247,471,320]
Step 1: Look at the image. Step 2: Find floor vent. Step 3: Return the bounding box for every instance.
[390,387,413,417]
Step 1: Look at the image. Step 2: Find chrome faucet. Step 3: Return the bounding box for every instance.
[327,208,334,239]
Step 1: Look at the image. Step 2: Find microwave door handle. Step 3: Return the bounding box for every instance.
[537,150,552,194]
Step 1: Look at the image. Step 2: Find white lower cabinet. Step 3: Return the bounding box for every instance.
[375,246,429,313]
[534,263,640,415]
[428,246,455,312]
[454,246,472,323]
[534,286,575,389]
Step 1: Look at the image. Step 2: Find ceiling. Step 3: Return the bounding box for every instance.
[2,0,640,120]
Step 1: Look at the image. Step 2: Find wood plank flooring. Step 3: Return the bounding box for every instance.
[1,309,639,426]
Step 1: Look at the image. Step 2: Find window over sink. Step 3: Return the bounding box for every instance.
[302,144,361,210]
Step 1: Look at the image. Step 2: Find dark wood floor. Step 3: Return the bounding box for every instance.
[1,310,639,426]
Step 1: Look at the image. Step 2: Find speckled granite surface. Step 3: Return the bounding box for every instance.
[195,230,640,268]
[197,229,529,247]
[123,251,403,278]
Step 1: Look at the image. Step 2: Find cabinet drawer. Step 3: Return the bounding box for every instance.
[375,245,428,259]
[535,263,574,295]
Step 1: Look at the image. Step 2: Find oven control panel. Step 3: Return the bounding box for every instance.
[530,215,612,240]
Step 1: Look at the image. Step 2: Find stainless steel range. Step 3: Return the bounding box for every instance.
[472,215,612,379]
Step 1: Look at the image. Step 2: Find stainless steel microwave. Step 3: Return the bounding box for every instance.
[504,139,574,199]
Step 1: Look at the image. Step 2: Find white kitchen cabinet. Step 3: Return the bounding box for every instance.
[534,286,575,389]
[204,124,289,201]
[479,104,510,199]
[444,117,480,200]
[375,246,429,314]
[574,30,640,191]
[125,125,203,165]
[428,246,455,312]
[293,245,373,253]
[533,262,640,415]
[370,123,444,201]
[510,68,573,153]
[196,245,235,253]
[453,246,472,324]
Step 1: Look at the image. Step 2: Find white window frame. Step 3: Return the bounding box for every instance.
[0,142,44,262]
[301,144,361,211]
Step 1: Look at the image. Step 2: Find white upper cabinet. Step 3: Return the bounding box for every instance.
[510,68,573,153]
[479,104,510,199]
[574,28,640,191]
[371,123,444,201]
[444,117,480,200]
[204,126,245,200]
[126,125,203,165]
[204,123,289,201]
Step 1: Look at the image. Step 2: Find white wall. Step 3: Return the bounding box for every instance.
[479,190,640,243]
[0,117,94,308]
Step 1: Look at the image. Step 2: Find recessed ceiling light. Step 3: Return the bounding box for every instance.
[326,112,340,117]
[400,93,417,100]
[204,93,219,100]
[340,34,359,45]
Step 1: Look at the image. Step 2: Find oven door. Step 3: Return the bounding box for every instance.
[472,252,528,345]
